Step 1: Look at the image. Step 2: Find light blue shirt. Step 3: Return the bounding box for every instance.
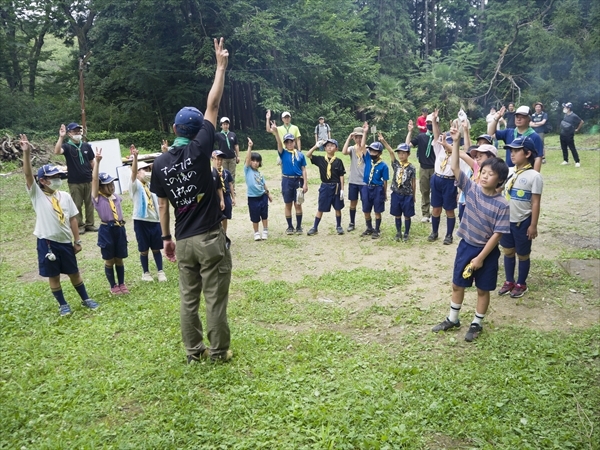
[244,165,266,197]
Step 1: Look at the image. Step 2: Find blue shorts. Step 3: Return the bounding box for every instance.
[223,194,233,220]
[361,185,386,214]
[500,216,533,256]
[452,239,500,291]
[248,194,269,223]
[430,174,457,210]
[37,239,79,277]
[281,176,302,204]
[390,192,415,218]
[348,183,363,202]
[133,220,163,252]
[318,183,344,212]
[98,223,129,260]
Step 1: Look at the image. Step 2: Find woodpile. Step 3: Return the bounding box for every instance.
[0,134,51,169]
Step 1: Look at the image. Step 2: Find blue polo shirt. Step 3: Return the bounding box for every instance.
[363,156,389,186]
[496,128,543,167]
[280,150,306,176]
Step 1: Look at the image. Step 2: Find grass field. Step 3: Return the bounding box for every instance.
[0,132,599,449]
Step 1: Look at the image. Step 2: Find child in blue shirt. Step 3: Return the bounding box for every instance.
[357,139,389,239]
[244,138,273,241]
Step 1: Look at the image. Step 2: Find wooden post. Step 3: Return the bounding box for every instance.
[78,52,92,138]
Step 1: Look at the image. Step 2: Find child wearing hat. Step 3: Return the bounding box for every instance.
[498,137,543,299]
[129,145,166,282]
[341,122,368,232]
[92,149,129,294]
[22,134,98,316]
[211,149,235,233]
[358,137,389,239]
[305,138,346,236]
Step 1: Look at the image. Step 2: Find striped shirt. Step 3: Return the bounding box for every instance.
[456,172,509,247]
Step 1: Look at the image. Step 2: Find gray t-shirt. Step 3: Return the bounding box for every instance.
[503,167,543,223]
[314,123,330,141]
[347,145,366,185]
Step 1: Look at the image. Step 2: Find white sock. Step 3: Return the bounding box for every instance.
[448,301,462,323]
[472,312,485,325]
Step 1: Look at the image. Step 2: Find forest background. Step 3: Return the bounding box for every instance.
[1,0,599,149]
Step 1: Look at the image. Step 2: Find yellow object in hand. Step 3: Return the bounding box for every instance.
[462,263,473,279]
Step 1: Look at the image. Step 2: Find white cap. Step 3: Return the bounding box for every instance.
[515,106,530,116]
[425,113,439,123]
[281,111,291,118]
[220,117,230,123]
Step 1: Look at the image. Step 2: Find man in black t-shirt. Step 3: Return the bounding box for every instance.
[504,102,516,129]
[150,38,233,364]
[53,122,97,234]
[214,117,239,183]
[559,102,584,167]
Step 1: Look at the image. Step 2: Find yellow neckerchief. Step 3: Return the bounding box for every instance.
[440,150,452,171]
[368,158,382,184]
[141,181,155,211]
[325,155,337,179]
[284,147,298,163]
[45,191,65,224]
[99,192,120,222]
[504,164,532,200]
[396,161,410,186]
[217,167,226,191]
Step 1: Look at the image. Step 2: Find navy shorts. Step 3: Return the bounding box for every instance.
[98,223,129,260]
[133,220,163,252]
[430,174,458,210]
[361,185,386,214]
[248,194,269,223]
[37,239,79,277]
[318,183,344,212]
[500,216,533,256]
[390,192,415,218]
[348,183,363,202]
[281,176,302,204]
[452,239,500,291]
[223,194,233,220]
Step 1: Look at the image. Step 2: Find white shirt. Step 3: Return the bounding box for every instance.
[433,141,469,176]
[130,179,160,222]
[27,183,78,243]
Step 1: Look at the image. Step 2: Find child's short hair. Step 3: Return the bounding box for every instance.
[250,152,262,167]
[480,157,509,187]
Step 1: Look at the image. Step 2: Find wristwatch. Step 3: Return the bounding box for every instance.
[74,240,82,245]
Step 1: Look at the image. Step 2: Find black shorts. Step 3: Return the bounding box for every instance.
[98,223,129,260]
[248,194,269,223]
[37,239,79,277]
[133,220,163,252]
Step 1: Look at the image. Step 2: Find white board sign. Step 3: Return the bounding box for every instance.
[88,138,124,193]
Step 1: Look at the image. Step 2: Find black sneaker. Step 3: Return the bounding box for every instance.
[307,227,318,236]
[427,232,439,242]
[395,232,402,242]
[465,323,483,342]
[286,226,295,235]
[347,223,355,232]
[187,348,209,364]
[432,318,460,332]
[361,228,374,236]
[371,230,381,239]
[443,235,453,245]
[402,233,409,242]
[336,226,344,235]
[295,227,304,235]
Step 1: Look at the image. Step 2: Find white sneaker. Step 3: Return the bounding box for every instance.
[141,272,154,282]
[262,229,268,240]
[575,162,581,168]
[254,232,261,241]
[561,161,569,165]
[421,217,430,223]
[157,270,167,282]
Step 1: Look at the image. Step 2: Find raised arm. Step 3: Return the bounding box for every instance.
[245,137,253,167]
[21,135,34,189]
[356,121,368,157]
[462,119,471,151]
[449,126,461,179]
[265,110,272,133]
[269,121,283,153]
[405,120,414,146]
[488,106,505,136]
[432,108,441,141]
[204,38,229,127]
[378,132,395,162]
[341,132,353,156]
[306,142,321,159]
[130,145,139,183]
[54,124,66,155]
[91,148,102,200]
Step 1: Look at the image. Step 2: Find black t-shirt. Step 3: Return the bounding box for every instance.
[214,130,238,159]
[310,154,345,184]
[411,132,436,169]
[504,111,516,129]
[61,141,94,184]
[531,112,548,134]
[150,121,224,240]
[560,113,582,137]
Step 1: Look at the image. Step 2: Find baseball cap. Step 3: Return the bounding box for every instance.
[174,107,204,137]
[281,111,291,118]
[98,173,118,184]
[324,138,338,148]
[37,164,67,179]
[466,145,479,156]
[515,106,530,116]
[353,127,364,135]
[212,150,225,157]
[220,117,230,124]
[504,137,537,156]
[476,134,494,145]
[137,161,152,170]
[319,116,325,120]
[66,123,82,131]
[395,143,410,152]
[367,142,384,152]
[425,113,439,123]
[472,144,498,157]
[283,133,295,142]
[562,102,573,109]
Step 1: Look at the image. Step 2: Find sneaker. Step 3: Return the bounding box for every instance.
[402,233,409,242]
[421,217,431,223]
[78,227,86,235]
[498,281,515,296]
[542,158,546,164]
[59,304,72,316]
[464,323,483,342]
[361,228,374,236]
[85,225,99,232]
[427,232,439,242]
[157,270,167,282]
[371,230,381,239]
[432,318,460,332]
[575,162,581,168]
[119,284,130,295]
[443,235,453,245]
[307,227,318,236]
[561,161,569,165]
[295,227,304,235]
[110,285,122,295]
[254,232,261,241]
[285,226,295,235]
[336,226,344,235]
[395,232,402,242]
[510,283,528,298]
[186,348,209,364]
[262,230,268,240]
[142,272,154,282]
[211,349,233,363]
[81,298,99,310]
[347,223,355,232]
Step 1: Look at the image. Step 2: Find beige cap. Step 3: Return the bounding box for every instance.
[353,127,364,135]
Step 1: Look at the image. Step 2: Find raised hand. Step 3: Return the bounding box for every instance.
[266,110,271,120]
[59,124,66,138]
[407,120,414,132]
[214,37,228,69]
[161,139,169,153]
[95,147,103,162]
[247,137,254,147]
[19,134,31,152]
[449,126,460,142]
[130,144,139,158]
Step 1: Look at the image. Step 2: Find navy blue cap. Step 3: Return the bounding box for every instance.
[367,142,384,152]
[283,133,295,142]
[174,107,204,138]
[395,143,410,152]
[66,123,82,132]
[99,172,118,184]
[325,138,338,148]
[476,134,494,145]
[562,102,573,109]
[504,137,537,157]
[37,164,67,179]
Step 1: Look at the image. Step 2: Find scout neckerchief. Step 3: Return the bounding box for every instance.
[282,125,298,162]
[217,167,226,191]
[396,161,410,186]
[45,191,65,224]
[100,192,120,222]
[368,158,382,184]
[504,164,532,200]
[513,127,535,140]
[440,150,452,171]
[425,131,434,158]
[173,137,191,147]
[68,139,85,164]
[325,155,337,179]
[220,130,231,150]
[141,181,155,211]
